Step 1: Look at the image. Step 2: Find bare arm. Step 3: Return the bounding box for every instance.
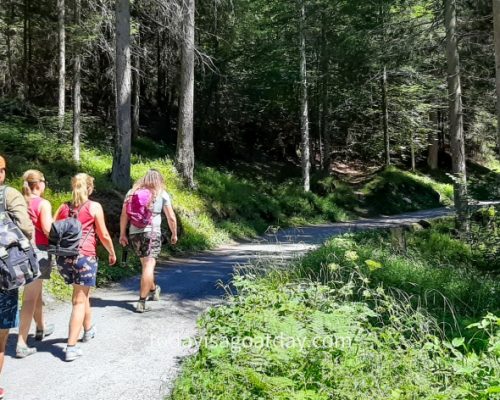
[39,200,53,237]
[163,205,178,245]
[92,202,116,265]
[119,203,129,246]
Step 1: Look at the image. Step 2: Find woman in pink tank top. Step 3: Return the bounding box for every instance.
[54,173,116,361]
[16,170,55,358]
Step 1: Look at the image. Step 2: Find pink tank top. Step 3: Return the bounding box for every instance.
[28,197,49,246]
[57,201,97,257]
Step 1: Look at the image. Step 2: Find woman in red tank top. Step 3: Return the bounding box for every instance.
[54,173,116,361]
[16,170,54,358]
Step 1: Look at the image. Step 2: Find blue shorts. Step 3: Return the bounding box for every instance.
[0,289,19,329]
[57,255,98,287]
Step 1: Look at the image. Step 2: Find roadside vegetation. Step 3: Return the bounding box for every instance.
[168,216,500,399]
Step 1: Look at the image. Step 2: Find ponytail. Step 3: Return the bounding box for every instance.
[71,173,94,207]
[22,169,45,202]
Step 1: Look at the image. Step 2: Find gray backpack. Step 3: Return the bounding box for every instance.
[0,186,41,290]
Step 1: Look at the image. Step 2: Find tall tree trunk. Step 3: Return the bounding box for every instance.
[493,0,500,155]
[22,0,29,98]
[72,0,81,164]
[5,0,14,95]
[176,0,196,189]
[381,65,390,166]
[132,29,140,140]
[445,0,469,232]
[299,0,310,192]
[410,130,416,172]
[427,112,439,170]
[320,11,330,172]
[112,0,132,190]
[57,0,66,130]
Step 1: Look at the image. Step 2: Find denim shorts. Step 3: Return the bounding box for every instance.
[129,231,161,258]
[56,255,98,287]
[0,289,19,329]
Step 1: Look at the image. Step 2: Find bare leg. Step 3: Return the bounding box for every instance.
[83,295,92,332]
[17,280,42,347]
[139,257,156,299]
[33,286,44,331]
[0,329,8,376]
[68,285,90,346]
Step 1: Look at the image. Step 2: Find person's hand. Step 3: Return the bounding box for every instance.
[119,234,129,247]
[109,253,117,266]
[170,234,178,245]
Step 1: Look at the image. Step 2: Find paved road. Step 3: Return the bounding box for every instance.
[2,207,453,400]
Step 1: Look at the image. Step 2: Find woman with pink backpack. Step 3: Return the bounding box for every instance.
[119,169,178,313]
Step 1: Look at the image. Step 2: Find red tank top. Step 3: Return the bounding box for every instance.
[28,197,49,246]
[57,201,97,257]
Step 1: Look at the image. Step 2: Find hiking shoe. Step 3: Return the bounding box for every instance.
[81,325,96,343]
[0,387,5,399]
[15,345,37,359]
[35,323,55,341]
[135,299,151,313]
[148,285,161,301]
[65,346,83,362]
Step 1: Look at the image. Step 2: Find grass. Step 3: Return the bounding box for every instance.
[168,222,500,399]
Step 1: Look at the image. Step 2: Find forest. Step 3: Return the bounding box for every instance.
[0,0,500,398]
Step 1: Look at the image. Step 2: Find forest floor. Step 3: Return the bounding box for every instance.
[1,208,453,400]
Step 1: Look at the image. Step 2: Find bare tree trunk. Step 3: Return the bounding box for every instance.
[410,130,416,172]
[112,0,132,190]
[493,0,500,155]
[320,11,330,172]
[176,0,196,189]
[5,0,14,95]
[22,0,29,98]
[445,0,469,232]
[299,0,310,192]
[381,65,390,166]
[427,111,439,170]
[57,0,65,130]
[132,29,140,140]
[72,0,81,164]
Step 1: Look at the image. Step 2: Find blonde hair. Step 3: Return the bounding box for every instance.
[71,173,94,207]
[132,169,165,200]
[22,169,45,201]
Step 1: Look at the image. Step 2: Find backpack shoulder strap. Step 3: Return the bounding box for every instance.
[0,186,6,214]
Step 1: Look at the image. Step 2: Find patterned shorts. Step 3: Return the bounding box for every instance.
[129,231,162,258]
[0,289,19,329]
[35,245,52,280]
[57,255,98,287]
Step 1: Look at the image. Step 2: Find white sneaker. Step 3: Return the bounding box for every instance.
[65,346,83,361]
[82,325,96,343]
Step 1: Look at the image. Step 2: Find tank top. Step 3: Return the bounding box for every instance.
[57,201,97,257]
[28,197,49,246]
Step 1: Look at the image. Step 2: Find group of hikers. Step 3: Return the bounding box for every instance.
[0,154,178,399]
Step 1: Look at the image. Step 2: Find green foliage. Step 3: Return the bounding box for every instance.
[169,246,500,399]
[361,167,453,214]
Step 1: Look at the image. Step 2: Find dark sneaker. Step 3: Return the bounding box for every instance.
[81,325,96,343]
[65,346,83,362]
[15,345,37,358]
[148,285,161,301]
[35,323,55,341]
[135,299,151,313]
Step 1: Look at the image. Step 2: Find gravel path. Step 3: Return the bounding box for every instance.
[2,207,453,400]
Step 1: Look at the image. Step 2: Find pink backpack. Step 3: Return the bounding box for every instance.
[126,188,154,228]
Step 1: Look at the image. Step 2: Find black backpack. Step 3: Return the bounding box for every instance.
[48,202,87,257]
[0,186,41,290]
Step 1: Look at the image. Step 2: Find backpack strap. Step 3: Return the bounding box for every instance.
[0,186,6,214]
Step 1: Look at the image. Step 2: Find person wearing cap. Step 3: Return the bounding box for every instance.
[0,155,34,400]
